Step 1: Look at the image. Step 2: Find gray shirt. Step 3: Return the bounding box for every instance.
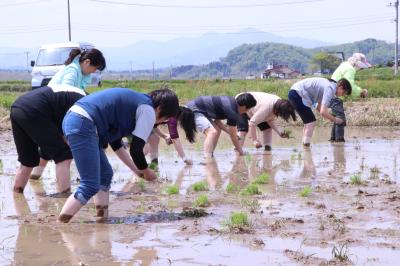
[290,77,337,108]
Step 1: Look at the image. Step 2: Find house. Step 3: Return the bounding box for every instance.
[261,64,301,79]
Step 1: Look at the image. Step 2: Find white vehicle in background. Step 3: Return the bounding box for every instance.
[30,42,102,89]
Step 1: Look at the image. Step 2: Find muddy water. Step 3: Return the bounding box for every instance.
[1,127,400,265]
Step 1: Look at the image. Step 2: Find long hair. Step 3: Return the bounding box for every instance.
[65,48,106,71]
[177,106,196,143]
[273,99,297,122]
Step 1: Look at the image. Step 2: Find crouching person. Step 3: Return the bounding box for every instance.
[11,85,86,194]
[58,88,179,223]
[236,92,297,151]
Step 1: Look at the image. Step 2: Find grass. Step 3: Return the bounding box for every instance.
[299,186,312,197]
[252,173,270,185]
[137,179,146,191]
[349,174,362,185]
[332,243,351,262]
[240,199,261,213]
[164,185,179,195]
[239,184,261,196]
[193,194,210,207]
[191,181,208,192]
[226,183,240,193]
[222,212,253,233]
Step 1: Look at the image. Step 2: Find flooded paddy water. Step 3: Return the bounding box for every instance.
[1,127,400,265]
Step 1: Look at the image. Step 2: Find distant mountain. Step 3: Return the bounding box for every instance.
[99,28,332,70]
[166,38,394,79]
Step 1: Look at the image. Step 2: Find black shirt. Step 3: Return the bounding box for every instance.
[187,96,239,126]
[12,86,86,130]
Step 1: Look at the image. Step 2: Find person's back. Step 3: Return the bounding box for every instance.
[290,77,336,108]
[187,95,238,122]
[12,85,86,127]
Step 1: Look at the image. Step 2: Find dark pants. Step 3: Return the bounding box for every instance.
[288,90,316,124]
[237,113,270,132]
[329,97,346,141]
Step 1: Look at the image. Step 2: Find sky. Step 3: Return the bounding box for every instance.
[0,0,396,51]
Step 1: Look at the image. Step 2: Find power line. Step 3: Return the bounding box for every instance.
[74,15,391,32]
[87,0,325,8]
[73,18,391,35]
[0,0,52,7]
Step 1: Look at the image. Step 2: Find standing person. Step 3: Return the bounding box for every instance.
[48,48,106,89]
[236,92,297,151]
[58,88,179,223]
[288,78,352,146]
[31,48,106,180]
[186,94,257,161]
[145,106,196,166]
[11,85,86,194]
[329,52,371,141]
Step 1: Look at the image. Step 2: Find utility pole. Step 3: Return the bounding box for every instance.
[25,51,30,73]
[152,61,155,80]
[67,0,71,41]
[394,0,399,75]
[390,1,399,75]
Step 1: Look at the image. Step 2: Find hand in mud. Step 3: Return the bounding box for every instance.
[184,159,193,165]
[280,132,289,138]
[142,168,157,181]
[253,140,262,149]
[164,135,173,145]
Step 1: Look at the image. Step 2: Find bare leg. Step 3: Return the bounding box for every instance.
[203,126,221,159]
[238,131,247,147]
[58,195,83,223]
[261,128,273,151]
[13,165,34,193]
[30,158,48,180]
[93,190,109,223]
[55,159,72,193]
[148,133,160,163]
[303,121,316,146]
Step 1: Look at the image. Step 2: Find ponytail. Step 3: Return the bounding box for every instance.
[65,48,82,65]
[178,106,197,143]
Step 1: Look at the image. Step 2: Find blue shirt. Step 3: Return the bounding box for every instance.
[49,57,91,90]
[75,88,154,144]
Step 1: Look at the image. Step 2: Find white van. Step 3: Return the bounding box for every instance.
[30,42,102,89]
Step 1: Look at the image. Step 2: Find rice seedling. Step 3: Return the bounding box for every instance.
[164,185,179,195]
[240,184,261,196]
[149,162,158,170]
[252,173,270,185]
[191,181,208,192]
[226,183,239,193]
[240,199,260,213]
[137,179,146,191]
[332,243,350,262]
[222,212,253,233]
[299,186,312,197]
[349,174,362,185]
[282,128,293,138]
[193,194,210,207]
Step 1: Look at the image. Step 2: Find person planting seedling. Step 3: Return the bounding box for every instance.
[236,92,296,151]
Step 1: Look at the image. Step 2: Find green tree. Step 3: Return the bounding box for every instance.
[311,52,342,73]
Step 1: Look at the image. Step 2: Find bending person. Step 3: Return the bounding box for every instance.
[236,92,297,151]
[145,106,196,165]
[11,85,86,194]
[186,94,256,161]
[288,78,352,147]
[31,48,106,180]
[58,88,179,223]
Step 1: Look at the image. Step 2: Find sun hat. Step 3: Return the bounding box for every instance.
[348,53,371,69]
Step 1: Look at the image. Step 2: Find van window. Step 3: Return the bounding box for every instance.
[36,47,74,66]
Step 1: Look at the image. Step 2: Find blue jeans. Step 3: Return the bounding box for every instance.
[62,111,113,205]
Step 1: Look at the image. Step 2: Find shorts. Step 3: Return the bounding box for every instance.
[236,113,270,132]
[194,112,213,133]
[288,90,316,124]
[11,107,72,167]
